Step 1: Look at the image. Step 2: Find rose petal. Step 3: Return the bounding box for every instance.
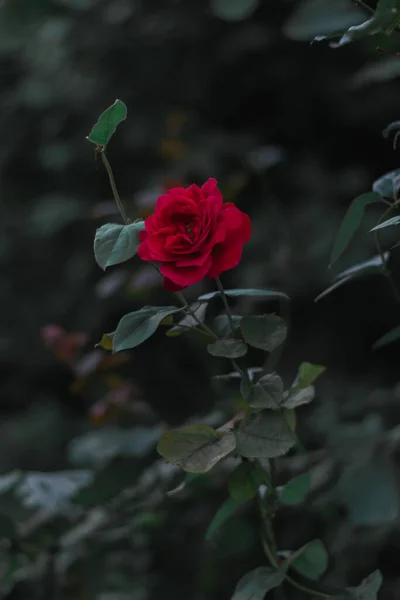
[176,249,212,267]
[160,257,212,287]
[207,237,243,279]
[201,177,223,206]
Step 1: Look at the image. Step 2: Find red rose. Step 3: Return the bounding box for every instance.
[137,178,251,291]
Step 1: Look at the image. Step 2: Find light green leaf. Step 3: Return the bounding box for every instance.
[198,289,289,301]
[241,315,287,352]
[281,362,324,409]
[207,339,248,358]
[94,222,145,270]
[372,168,400,199]
[166,302,208,336]
[113,306,183,352]
[294,362,326,389]
[231,566,286,600]
[383,120,400,148]
[205,496,244,540]
[283,0,364,41]
[291,539,329,580]
[330,192,381,265]
[332,0,400,48]
[157,425,236,473]
[213,314,242,337]
[211,0,259,22]
[315,253,389,302]
[280,472,310,505]
[87,99,127,146]
[283,408,297,433]
[228,461,264,502]
[95,332,114,351]
[373,324,400,349]
[332,18,385,47]
[353,570,383,600]
[236,411,296,458]
[240,373,284,409]
[371,215,400,232]
[282,386,315,409]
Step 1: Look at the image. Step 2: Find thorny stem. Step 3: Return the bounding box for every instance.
[374,200,400,306]
[100,150,131,225]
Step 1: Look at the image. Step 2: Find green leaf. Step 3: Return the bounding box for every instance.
[228,461,263,502]
[331,0,400,48]
[280,362,324,410]
[294,362,326,389]
[282,386,315,409]
[353,570,383,600]
[205,496,244,540]
[157,425,236,473]
[371,215,400,232]
[283,0,364,42]
[240,315,287,352]
[94,222,145,270]
[113,306,183,352]
[315,253,389,302]
[231,566,286,600]
[198,289,289,302]
[211,0,259,22]
[280,472,310,505]
[330,192,381,265]
[240,373,284,409]
[337,460,399,525]
[372,168,400,199]
[291,539,329,580]
[373,324,400,349]
[207,339,248,358]
[95,332,114,351]
[236,411,296,458]
[87,99,128,146]
[213,314,242,337]
[283,408,297,432]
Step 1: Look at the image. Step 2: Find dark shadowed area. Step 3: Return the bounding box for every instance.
[1,0,400,599]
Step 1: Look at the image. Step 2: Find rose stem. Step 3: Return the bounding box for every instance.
[259,497,331,599]
[215,277,251,386]
[215,277,236,335]
[100,150,131,225]
[175,291,218,339]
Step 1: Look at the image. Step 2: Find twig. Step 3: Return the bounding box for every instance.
[100,150,131,225]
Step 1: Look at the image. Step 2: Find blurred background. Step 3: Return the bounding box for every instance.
[2,0,400,598]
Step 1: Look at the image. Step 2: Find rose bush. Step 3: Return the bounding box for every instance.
[137,177,251,291]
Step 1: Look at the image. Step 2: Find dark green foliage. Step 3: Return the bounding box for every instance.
[2,0,400,598]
